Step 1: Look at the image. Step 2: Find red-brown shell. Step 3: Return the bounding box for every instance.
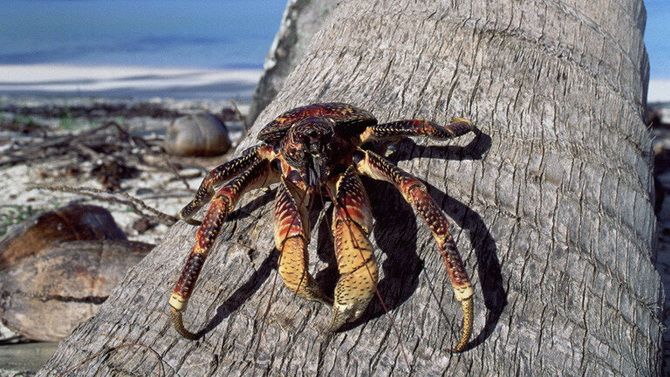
[258,102,377,144]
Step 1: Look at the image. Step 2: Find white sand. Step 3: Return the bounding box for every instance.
[0,97,247,245]
[0,64,261,94]
[650,79,670,103]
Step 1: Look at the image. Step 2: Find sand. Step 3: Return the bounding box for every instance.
[0,65,262,100]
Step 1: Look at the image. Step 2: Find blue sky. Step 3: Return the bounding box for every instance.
[645,0,669,79]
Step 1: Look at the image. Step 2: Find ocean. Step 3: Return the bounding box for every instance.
[1,1,668,101]
[0,0,287,99]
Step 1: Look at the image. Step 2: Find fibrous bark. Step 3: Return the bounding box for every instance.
[40,0,661,376]
[247,0,336,125]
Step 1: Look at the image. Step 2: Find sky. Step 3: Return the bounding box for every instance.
[645,0,669,81]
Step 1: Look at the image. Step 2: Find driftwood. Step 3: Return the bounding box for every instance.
[31,185,178,227]
[40,0,661,375]
[1,120,184,193]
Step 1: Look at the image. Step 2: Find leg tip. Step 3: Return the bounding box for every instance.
[447,118,474,137]
[448,295,473,353]
[178,208,202,226]
[327,300,369,332]
[169,293,187,311]
[450,117,471,125]
[328,309,349,333]
[169,307,200,340]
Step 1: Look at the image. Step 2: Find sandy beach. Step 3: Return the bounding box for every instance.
[0,63,261,243]
[650,79,670,103]
[0,64,262,100]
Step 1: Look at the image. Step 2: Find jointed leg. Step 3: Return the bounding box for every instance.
[361,118,472,144]
[356,150,473,352]
[273,178,328,303]
[169,158,277,339]
[328,166,378,330]
[178,144,275,225]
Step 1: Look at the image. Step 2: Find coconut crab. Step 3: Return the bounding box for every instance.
[168,102,475,352]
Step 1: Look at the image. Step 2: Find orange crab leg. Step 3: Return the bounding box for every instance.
[356,149,473,352]
[328,166,378,330]
[178,144,275,225]
[360,118,472,143]
[169,158,277,339]
[273,178,329,303]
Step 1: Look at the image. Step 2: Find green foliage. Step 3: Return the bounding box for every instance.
[13,114,34,125]
[0,205,35,238]
[58,112,78,130]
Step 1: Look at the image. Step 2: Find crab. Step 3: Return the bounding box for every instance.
[168,102,475,352]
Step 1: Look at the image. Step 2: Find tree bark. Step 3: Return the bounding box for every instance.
[248,0,336,125]
[39,0,662,376]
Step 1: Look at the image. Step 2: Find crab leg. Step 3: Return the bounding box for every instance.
[273,178,329,303]
[329,166,378,330]
[169,158,277,339]
[355,150,473,352]
[178,144,275,225]
[361,118,472,143]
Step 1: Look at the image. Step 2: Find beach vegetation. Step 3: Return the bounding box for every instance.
[0,204,35,237]
[58,112,78,130]
[13,114,34,126]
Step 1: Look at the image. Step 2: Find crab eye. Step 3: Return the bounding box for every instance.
[283,144,305,167]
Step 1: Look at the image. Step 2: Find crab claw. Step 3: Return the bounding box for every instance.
[328,293,372,332]
[327,239,378,332]
[328,279,374,332]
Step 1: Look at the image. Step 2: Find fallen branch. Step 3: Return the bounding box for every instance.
[162,154,194,192]
[29,184,178,226]
[0,121,160,169]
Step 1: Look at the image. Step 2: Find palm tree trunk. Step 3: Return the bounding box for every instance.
[39,0,662,375]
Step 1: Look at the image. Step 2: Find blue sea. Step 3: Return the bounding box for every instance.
[1,0,668,101]
[1,0,285,69]
[0,0,286,99]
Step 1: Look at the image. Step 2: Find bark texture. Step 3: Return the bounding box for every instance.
[40,0,661,376]
[248,0,335,125]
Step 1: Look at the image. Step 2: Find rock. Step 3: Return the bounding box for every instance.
[164,113,232,157]
[0,204,126,269]
[0,240,153,341]
[219,107,239,122]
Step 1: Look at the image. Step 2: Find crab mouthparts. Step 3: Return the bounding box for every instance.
[306,155,323,188]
